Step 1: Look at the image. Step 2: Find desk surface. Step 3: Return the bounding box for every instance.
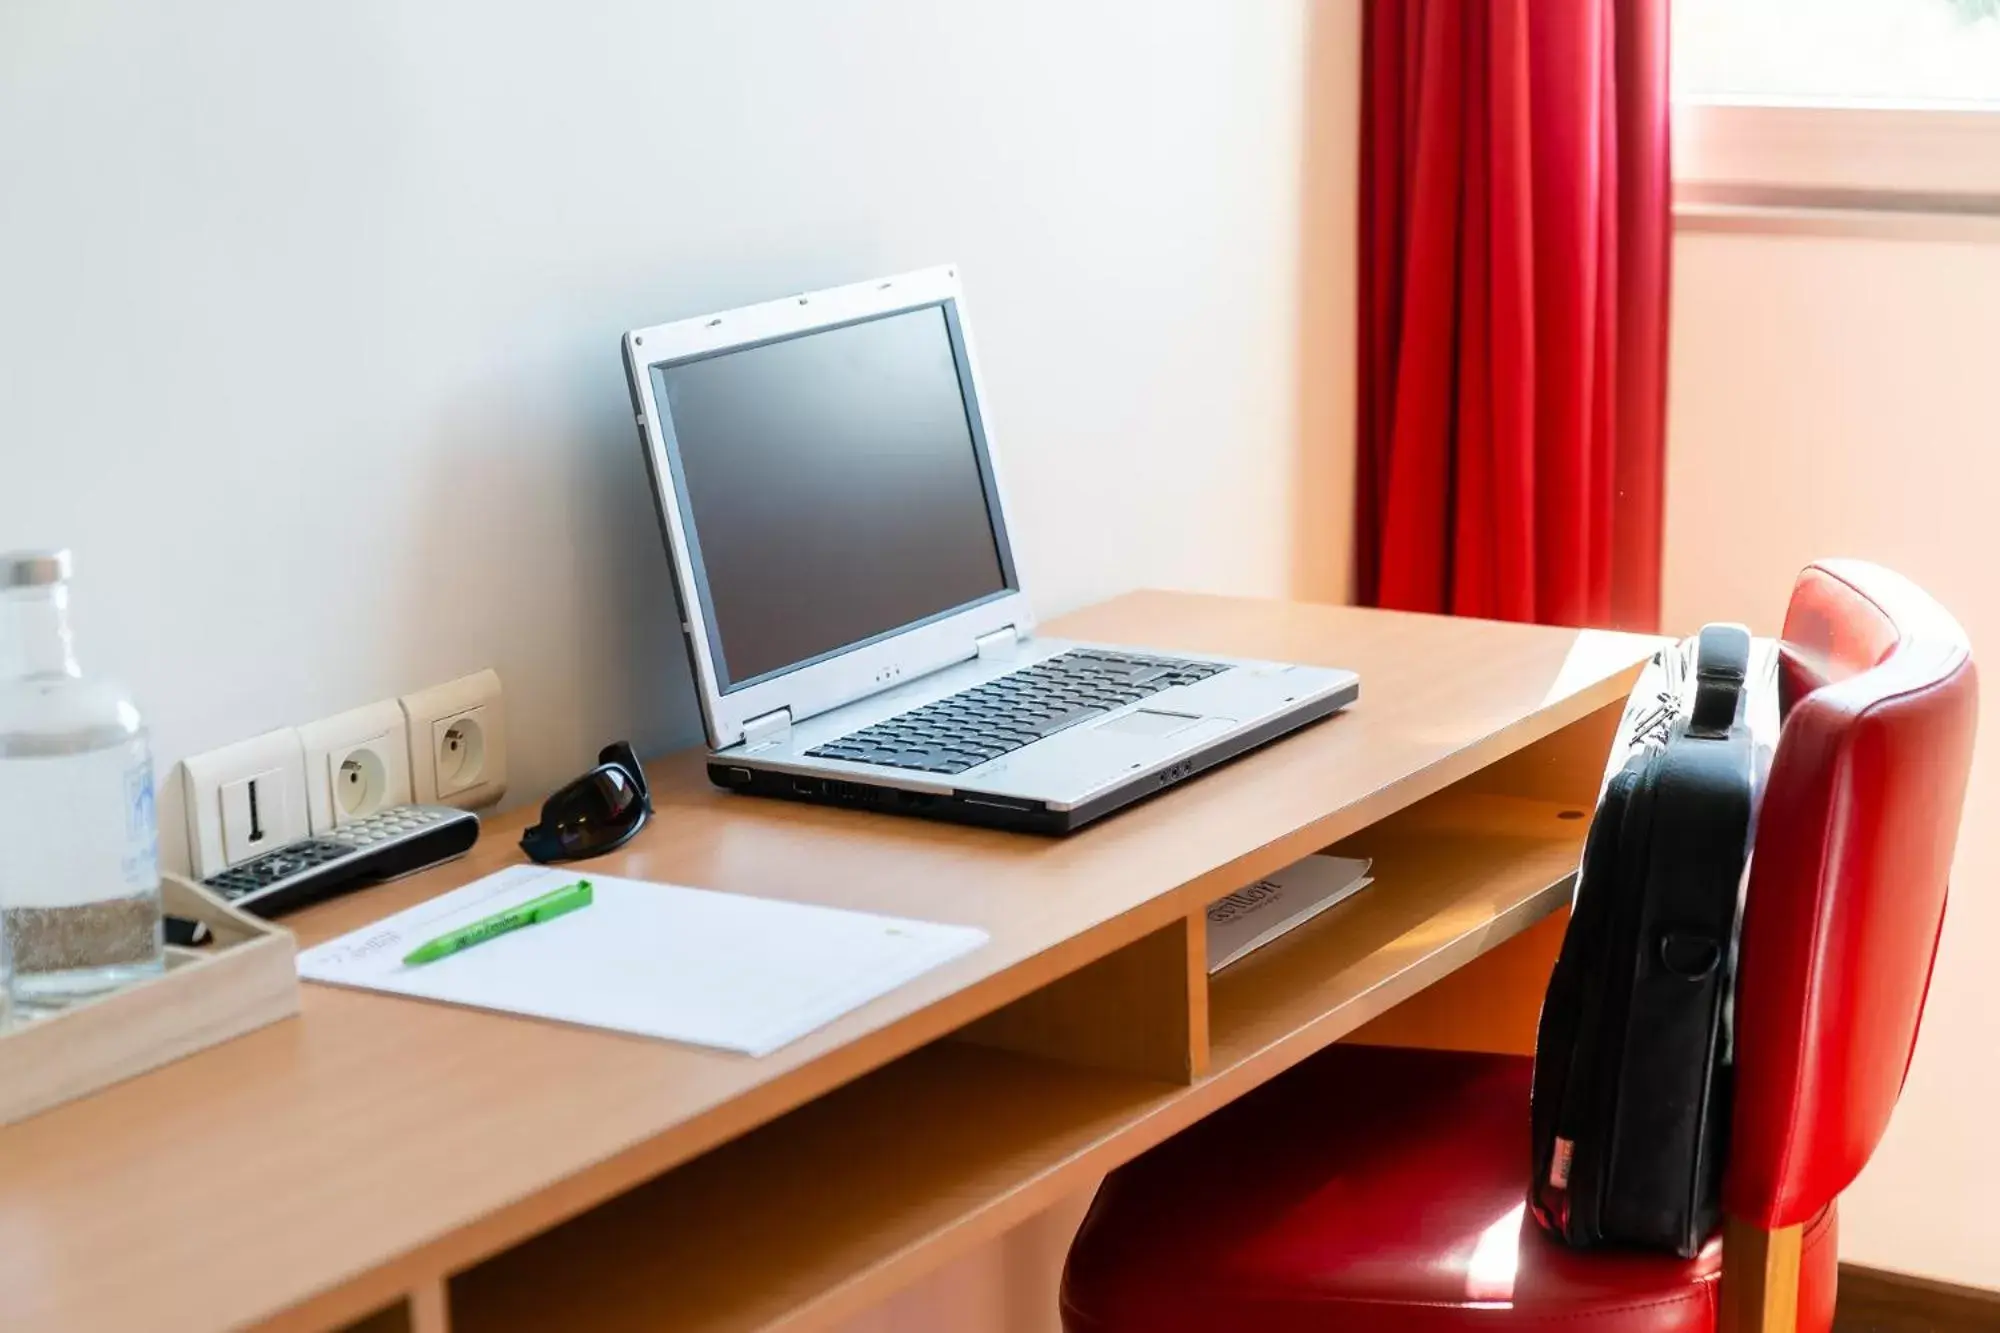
[0,593,1654,1333]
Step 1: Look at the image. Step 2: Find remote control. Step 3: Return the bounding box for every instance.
[201,805,481,919]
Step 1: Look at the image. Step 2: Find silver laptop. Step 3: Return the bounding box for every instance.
[621,266,1359,833]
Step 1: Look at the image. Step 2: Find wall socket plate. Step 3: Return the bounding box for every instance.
[401,669,507,809]
[299,699,413,832]
[182,728,310,879]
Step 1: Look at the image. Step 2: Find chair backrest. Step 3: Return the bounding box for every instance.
[1724,560,1978,1229]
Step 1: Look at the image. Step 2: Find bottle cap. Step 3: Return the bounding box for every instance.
[1,550,72,588]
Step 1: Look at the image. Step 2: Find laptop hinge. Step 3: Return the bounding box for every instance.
[974,625,1021,661]
[740,707,793,747]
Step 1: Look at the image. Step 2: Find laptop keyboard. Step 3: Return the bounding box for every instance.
[804,649,1230,776]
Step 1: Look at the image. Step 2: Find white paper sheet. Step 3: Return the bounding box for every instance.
[295,866,990,1056]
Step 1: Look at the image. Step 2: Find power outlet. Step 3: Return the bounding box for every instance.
[402,670,507,809]
[182,728,310,879]
[300,700,413,831]
[431,706,489,801]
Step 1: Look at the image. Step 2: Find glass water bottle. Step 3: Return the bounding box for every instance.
[0,550,164,1005]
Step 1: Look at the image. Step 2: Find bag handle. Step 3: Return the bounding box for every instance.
[1689,623,1751,738]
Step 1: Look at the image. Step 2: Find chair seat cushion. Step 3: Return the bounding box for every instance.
[1062,1045,1835,1333]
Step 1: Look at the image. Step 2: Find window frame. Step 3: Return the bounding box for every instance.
[1675,99,2000,200]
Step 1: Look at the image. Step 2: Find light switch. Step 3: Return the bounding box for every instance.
[182,727,310,879]
[220,767,288,866]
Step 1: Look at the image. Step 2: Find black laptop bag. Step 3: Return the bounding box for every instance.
[1528,624,1765,1257]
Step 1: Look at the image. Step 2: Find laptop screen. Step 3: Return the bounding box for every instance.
[648,301,1015,692]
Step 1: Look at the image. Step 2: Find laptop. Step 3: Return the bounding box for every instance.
[621,266,1359,833]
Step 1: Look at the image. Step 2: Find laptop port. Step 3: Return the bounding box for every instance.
[791,777,820,797]
[958,792,1041,813]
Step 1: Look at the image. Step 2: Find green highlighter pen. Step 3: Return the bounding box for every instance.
[402,879,595,966]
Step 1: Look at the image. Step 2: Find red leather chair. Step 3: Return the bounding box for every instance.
[1061,561,1977,1333]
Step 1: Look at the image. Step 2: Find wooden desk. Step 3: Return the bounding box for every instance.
[0,593,1655,1333]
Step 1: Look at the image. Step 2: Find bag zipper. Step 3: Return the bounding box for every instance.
[1552,755,1658,1243]
[1540,764,1636,1234]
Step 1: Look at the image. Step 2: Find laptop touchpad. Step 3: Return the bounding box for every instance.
[1097,708,1207,738]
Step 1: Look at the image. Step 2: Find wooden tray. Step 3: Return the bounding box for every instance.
[0,872,300,1125]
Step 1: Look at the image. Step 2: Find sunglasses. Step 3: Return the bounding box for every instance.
[520,741,653,864]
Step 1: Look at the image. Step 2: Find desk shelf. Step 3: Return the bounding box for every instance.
[448,788,1587,1333]
[450,1042,1172,1333]
[1208,791,1586,1069]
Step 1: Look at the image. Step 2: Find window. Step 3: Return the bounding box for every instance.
[1677,0,2000,106]
[1675,0,2000,205]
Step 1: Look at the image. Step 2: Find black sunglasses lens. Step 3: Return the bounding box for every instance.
[598,741,648,797]
[579,766,640,817]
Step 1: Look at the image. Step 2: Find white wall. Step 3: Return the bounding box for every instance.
[1666,225,2000,1285]
[0,0,1323,873]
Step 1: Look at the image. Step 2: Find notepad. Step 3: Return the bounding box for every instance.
[1205,855,1373,974]
[295,867,989,1056]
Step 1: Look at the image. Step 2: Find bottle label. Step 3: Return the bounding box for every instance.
[0,735,160,910]
[122,756,160,891]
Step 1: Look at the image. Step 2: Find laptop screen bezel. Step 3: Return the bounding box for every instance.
[624,266,1037,751]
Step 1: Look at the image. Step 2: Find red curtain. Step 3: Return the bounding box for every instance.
[1355,0,1671,631]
